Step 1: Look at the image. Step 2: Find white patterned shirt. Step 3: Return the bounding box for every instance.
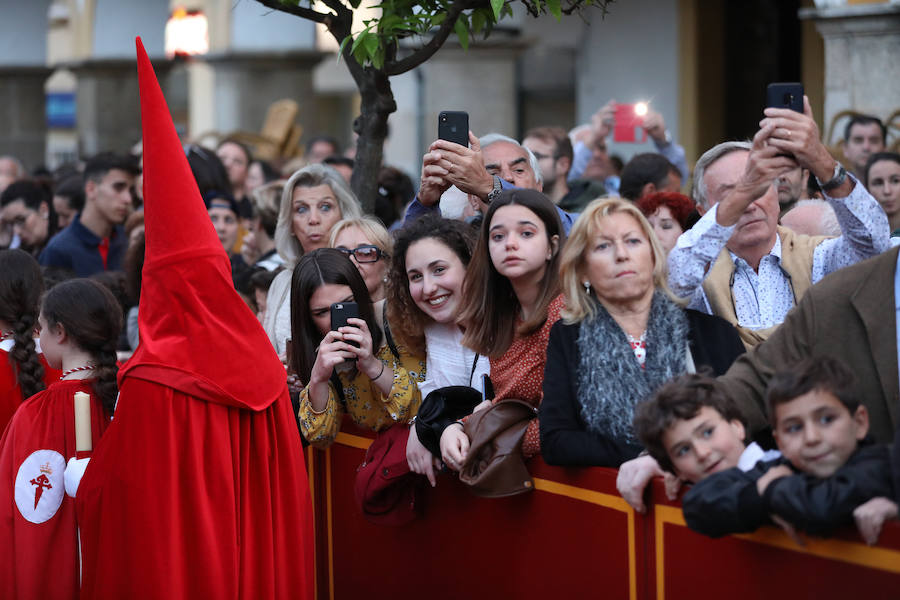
[668,176,890,329]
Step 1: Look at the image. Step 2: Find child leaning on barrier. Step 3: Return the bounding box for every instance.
[679,356,896,541]
[633,372,779,487]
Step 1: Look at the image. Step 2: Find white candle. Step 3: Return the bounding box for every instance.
[74,391,92,452]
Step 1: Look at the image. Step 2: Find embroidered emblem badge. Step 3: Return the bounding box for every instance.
[15,450,66,523]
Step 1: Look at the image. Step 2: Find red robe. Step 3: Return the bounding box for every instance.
[0,379,109,600]
[1,346,62,434]
[75,378,313,600]
[72,38,314,600]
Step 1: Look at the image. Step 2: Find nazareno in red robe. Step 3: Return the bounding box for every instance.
[73,38,314,600]
[0,379,110,600]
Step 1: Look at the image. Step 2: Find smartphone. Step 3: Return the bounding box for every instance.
[612,103,648,143]
[330,302,360,348]
[480,374,494,402]
[438,111,469,147]
[766,82,804,113]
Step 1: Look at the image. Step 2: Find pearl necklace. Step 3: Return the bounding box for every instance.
[60,364,95,380]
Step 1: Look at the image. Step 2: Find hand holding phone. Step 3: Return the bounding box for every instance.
[613,103,649,143]
[766,83,804,113]
[330,302,360,349]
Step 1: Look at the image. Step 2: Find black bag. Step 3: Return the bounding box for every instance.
[415,386,482,457]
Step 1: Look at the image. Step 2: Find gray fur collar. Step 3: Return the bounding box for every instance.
[576,292,688,445]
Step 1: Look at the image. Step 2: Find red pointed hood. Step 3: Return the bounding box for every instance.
[122,38,286,410]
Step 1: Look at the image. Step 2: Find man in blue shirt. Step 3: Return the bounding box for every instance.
[40,152,137,277]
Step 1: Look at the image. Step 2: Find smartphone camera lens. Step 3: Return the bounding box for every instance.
[783,93,794,105]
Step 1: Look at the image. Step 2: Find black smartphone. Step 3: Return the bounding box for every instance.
[438,111,469,147]
[330,302,360,348]
[766,82,804,113]
[480,374,494,402]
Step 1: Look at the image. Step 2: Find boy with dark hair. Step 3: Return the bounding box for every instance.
[682,356,895,539]
[40,152,138,276]
[635,373,778,484]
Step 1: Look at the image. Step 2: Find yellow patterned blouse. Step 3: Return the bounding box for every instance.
[298,343,426,448]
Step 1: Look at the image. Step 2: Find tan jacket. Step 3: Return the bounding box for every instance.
[719,246,899,443]
[702,226,829,348]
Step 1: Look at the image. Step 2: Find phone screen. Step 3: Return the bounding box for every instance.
[330,302,360,348]
[438,111,469,147]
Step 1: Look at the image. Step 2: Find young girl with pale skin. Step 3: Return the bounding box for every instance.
[263,164,362,357]
[440,189,565,471]
[864,152,900,235]
[385,215,489,486]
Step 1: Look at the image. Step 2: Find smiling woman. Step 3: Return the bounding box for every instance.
[539,197,745,470]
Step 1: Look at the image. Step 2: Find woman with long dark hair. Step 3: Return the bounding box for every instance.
[291,248,425,447]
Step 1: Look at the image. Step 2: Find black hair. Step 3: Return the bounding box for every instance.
[83,152,139,184]
[766,356,858,427]
[844,114,887,144]
[864,152,900,188]
[634,372,747,474]
[376,166,415,227]
[0,178,57,246]
[41,279,123,415]
[323,156,354,170]
[619,153,678,201]
[250,159,280,184]
[0,250,46,401]
[289,248,382,385]
[185,145,232,199]
[458,188,563,357]
[386,215,476,356]
[54,174,86,213]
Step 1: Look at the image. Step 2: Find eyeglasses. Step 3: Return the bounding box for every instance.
[336,244,386,263]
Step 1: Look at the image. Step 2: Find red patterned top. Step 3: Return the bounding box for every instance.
[489,294,565,457]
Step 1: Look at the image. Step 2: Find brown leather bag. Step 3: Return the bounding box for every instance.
[458,399,536,498]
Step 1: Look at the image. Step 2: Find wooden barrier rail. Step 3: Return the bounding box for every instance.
[308,421,900,600]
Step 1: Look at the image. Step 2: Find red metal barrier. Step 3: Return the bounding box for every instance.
[308,420,900,600]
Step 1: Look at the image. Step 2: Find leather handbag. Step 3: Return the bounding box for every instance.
[415,385,482,457]
[458,399,536,498]
[354,424,423,526]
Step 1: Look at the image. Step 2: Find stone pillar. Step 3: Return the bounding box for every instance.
[799,2,900,141]
[200,51,325,142]
[0,67,53,170]
[68,58,177,155]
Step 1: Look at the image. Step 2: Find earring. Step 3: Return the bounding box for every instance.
[583,281,591,293]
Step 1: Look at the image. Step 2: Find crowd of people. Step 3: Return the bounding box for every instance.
[1,58,900,597]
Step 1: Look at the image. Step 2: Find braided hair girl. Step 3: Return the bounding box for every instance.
[0,249,48,429]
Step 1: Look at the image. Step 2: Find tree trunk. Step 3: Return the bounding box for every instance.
[349,67,397,214]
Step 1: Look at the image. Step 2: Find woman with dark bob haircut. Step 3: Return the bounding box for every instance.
[291,248,425,447]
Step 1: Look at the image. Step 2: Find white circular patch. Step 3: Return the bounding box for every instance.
[15,450,66,524]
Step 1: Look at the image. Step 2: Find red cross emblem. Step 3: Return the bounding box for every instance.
[30,474,52,509]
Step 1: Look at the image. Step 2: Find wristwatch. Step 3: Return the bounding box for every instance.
[486,175,503,203]
[815,161,848,192]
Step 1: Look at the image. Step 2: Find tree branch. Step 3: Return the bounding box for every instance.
[253,0,332,24]
[382,0,476,75]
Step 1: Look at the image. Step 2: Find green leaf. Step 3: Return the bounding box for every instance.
[546,0,561,20]
[350,32,367,56]
[363,31,379,58]
[454,17,469,51]
[379,14,401,32]
[338,34,352,61]
[471,9,486,34]
[490,0,504,20]
[431,12,446,27]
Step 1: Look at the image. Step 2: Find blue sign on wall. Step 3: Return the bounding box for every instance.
[46,92,76,128]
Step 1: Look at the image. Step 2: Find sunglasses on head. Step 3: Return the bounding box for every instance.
[336,244,386,263]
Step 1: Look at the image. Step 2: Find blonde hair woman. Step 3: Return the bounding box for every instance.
[329,216,392,302]
[264,164,362,356]
[539,198,744,470]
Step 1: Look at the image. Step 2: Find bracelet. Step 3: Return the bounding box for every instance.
[371,360,386,381]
